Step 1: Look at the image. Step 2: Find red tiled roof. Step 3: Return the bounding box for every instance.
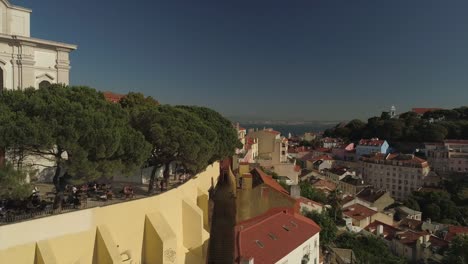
[235,207,320,264]
[395,230,429,245]
[364,220,400,241]
[358,138,385,147]
[429,235,449,249]
[253,168,289,195]
[445,225,468,241]
[340,195,355,205]
[314,147,332,153]
[102,91,125,103]
[312,179,337,191]
[343,204,377,221]
[397,218,423,231]
[412,108,442,115]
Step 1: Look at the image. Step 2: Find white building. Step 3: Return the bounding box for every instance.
[0,0,76,90]
[235,207,320,264]
[361,153,430,200]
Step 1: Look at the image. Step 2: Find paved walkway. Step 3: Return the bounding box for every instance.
[208,177,236,264]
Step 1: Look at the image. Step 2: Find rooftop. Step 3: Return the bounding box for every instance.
[361,153,429,168]
[312,179,337,191]
[252,168,289,195]
[235,207,320,264]
[343,204,377,221]
[358,138,385,147]
[412,108,443,115]
[364,220,400,241]
[356,187,388,203]
[102,91,126,103]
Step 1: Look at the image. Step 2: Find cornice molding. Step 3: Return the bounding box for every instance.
[1,0,32,13]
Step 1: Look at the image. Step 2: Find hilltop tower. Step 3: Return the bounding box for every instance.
[390,105,396,118]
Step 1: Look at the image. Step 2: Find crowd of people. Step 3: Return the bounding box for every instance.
[1,172,192,223]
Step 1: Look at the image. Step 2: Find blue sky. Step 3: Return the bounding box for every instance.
[20,0,468,120]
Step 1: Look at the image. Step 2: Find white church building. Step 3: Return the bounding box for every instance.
[0,0,76,91]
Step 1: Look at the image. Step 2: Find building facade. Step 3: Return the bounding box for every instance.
[426,140,468,174]
[0,0,76,90]
[355,138,389,157]
[361,153,430,200]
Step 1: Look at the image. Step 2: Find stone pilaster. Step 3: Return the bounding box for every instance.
[55,49,71,85]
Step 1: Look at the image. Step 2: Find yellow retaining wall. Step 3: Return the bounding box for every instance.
[0,162,219,264]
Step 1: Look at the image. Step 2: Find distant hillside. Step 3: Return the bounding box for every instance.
[324,107,468,142]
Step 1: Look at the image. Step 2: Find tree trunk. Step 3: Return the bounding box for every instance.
[52,165,63,210]
[147,166,158,194]
[163,162,171,190]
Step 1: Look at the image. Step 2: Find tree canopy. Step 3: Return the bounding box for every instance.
[442,235,468,264]
[304,210,337,246]
[335,232,407,264]
[122,102,240,193]
[0,85,152,202]
[324,106,468,142]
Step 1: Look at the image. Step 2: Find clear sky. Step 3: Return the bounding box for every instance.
[20,0,468,121]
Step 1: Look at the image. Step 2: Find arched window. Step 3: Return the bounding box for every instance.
[39,80,51,89]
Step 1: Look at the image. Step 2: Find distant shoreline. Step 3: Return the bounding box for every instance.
[239,123,336,136]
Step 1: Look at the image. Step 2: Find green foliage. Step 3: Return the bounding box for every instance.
[278,179,290,193]
[442,235,468,264]
[304,210,337,246]
[405,189,466,225]
[299,181,327,204]
[335,232,407,264]
[0,85,152,188]
[177,106,242,162]
[123,103,239,192]
[325,106,468,142]
[326,189,343,224]
[0,163,31,200]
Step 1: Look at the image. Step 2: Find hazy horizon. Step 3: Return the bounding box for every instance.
[25,0,468,120]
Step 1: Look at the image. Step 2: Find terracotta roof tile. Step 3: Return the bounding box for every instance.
[312,179,337,191]
[102,91,125,103]
[252,168,289,195]
[235,207,320,263]
[412,108,442,115]
[364,220,400,241]
[343,204,377,221]
[445,225,468,241]
[358,138,385,147]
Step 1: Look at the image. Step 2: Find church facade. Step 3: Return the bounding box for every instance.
[0,0,76,90]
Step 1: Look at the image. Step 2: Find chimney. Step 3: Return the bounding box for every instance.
[423,234,430,244]
[377,225,384,236]
[290,185,300,198]
[236,122,240,130]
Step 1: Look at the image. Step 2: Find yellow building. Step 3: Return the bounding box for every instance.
[0,163,220,264]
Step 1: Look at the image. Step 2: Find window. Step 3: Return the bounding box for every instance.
[39,80,51,89]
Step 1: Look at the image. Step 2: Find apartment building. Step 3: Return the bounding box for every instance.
[361,153,430,200]
[426,140,468,174]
